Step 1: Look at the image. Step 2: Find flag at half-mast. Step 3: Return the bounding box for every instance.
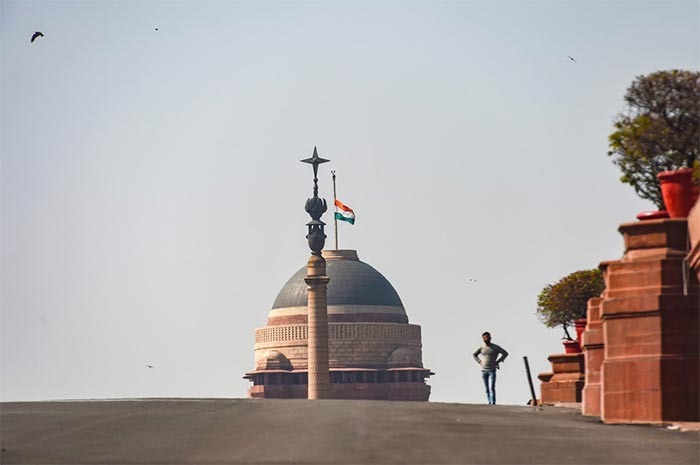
[334,199,355,225]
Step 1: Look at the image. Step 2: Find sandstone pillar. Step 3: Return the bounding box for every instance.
[581,296,604,416]
[687,200,700,280]
[305,254,331,399]
[600,218,699,423]
[300,147,332,400]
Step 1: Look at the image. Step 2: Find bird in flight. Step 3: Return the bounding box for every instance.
[468,278,477,283]
[567,55,577,63]
[146,365,154,369]
[154,28,158,31]
[31,31,44,43]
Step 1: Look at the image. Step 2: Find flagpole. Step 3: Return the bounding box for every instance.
[331,170,338,250]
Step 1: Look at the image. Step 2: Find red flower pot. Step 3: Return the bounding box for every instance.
[563,340,581,354]
[657,168,700,219]
[574,318,587,343]
[636,210,670,221]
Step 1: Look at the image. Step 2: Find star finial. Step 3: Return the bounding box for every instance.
[301,146,330,180]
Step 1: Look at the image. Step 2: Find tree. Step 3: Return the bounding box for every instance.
[536,269,605,340]
[608,70,700,209]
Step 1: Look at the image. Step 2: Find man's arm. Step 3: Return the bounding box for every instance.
[496,345,509,363]
[472,347,482,364]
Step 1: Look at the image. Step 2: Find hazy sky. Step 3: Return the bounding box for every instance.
[2,0,698,405]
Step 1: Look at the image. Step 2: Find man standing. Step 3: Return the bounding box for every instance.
[473,331,509,405]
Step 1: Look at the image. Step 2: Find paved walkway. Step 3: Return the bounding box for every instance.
[1,399,698,464]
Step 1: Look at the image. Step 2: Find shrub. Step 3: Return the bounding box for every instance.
[607,70,700,209]
[536,269,605,340]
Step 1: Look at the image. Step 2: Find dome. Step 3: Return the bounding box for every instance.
[269,250,408,324]
[247,248,433,401]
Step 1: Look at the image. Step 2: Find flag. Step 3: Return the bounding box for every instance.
[334,199,355,225]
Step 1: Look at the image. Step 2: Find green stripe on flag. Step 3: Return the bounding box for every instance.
[335,212,355,224]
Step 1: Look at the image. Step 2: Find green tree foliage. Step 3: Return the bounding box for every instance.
[536,269,605,340]
[608,70,700,209]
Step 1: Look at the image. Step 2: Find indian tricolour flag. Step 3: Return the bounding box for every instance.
[334,199,355,225]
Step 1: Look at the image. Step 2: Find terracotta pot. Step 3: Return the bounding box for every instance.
[636,210,670,221]
[657,168,700,218]
[563,340,581,354]
[574,318,587,342]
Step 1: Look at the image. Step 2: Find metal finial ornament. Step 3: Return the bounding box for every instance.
[301,146,330,198]
[301,147,330,255]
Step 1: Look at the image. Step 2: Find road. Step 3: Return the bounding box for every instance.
[1,399,698,464]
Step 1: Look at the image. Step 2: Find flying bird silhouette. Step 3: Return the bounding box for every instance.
[567,55,577,63]
[154,28,158,31]
[146,365,154,369]
[31,31,44,43]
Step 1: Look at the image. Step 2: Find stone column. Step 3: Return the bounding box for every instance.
[581,296,604,416]
[300,146,332,400]
[600,218,699,423]
[687,200,700,280]
[305,253,331,399]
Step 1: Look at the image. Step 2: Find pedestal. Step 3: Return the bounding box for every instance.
[600,219,699,423]
[539,353,585,404]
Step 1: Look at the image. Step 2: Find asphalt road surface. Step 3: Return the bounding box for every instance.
[1,399,698,464]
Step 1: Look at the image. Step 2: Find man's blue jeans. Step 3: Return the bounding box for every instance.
[481,370,497,404]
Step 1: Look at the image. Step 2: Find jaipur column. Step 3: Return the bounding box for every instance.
[300,146,332,400]
[305,254,331,399]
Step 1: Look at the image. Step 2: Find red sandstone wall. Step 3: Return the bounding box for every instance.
[540,353,585,404]
[582,297,603,416]
[248,382,431,401]
[599,219,699,424]
[688,199,700,279]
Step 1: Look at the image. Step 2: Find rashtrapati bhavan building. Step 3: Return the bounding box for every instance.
[244,249,433,400]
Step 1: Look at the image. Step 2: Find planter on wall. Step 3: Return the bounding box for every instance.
[657,168,700,218]
[563,340,582,354]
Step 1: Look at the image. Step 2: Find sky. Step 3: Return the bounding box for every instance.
[1,0,698,406]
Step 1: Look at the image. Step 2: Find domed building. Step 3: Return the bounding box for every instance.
[244,249,433,400]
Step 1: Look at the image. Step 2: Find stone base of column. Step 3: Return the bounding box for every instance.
[602,356,699,423]
[599,219,699,424]
[539,353,585,404]
[601,295,699,423]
